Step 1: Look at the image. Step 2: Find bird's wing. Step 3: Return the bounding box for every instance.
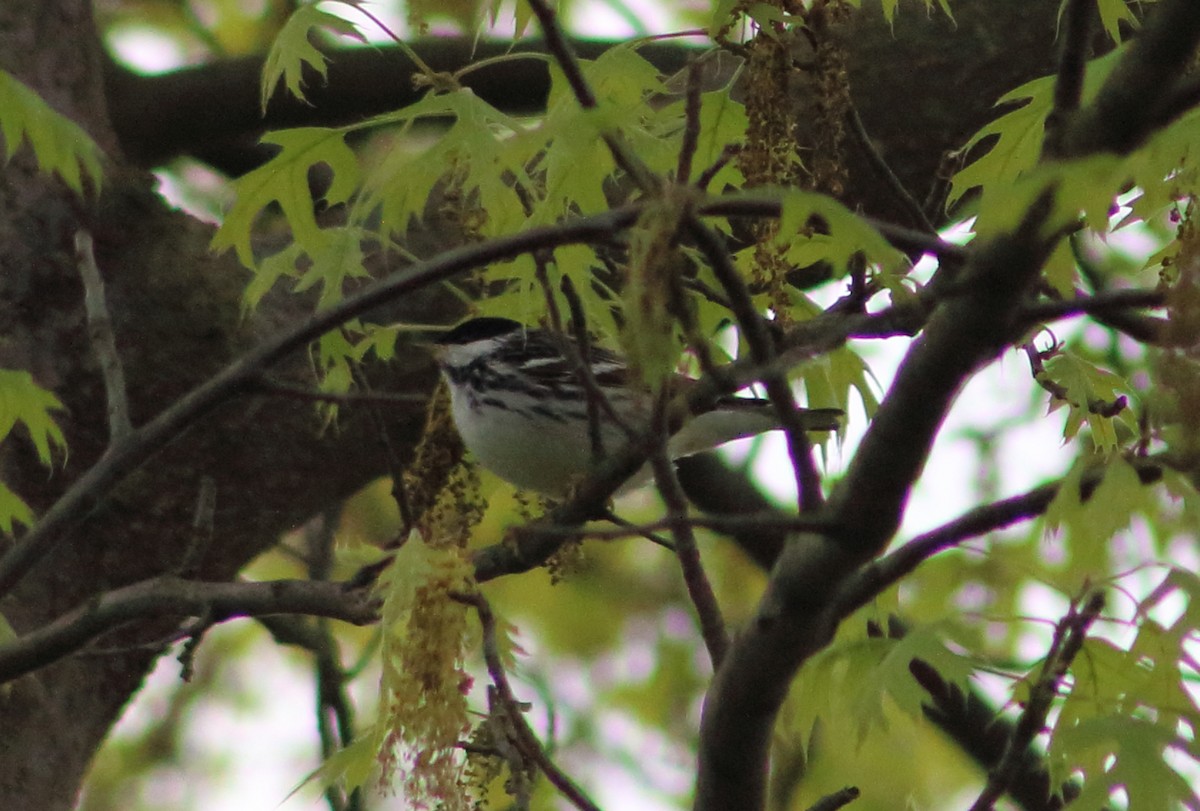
[499,331,631,389]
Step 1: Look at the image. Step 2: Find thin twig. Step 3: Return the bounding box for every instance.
[923,149,962,221]
[968,591,1105,811]
[686,216,824,512]
[349,363,416,539]
[845,103,937,234]
[676,61,704,184]
[598,510,676,551]
[697,195,968,264]
[75,230,133,444]
[177,475,216,576]
[650,393,729,666]
[695,144,739,192]
[560,274,611,458]
[534,258,629,448]
[252,377,428,405]
[304,510,363,811]
[455,592,604,811]
[805,786,861,811]
[542,510,832,541]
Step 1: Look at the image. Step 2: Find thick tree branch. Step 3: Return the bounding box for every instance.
[1043,0,1094,157]
[1059,0,1200,156]
[105,39,692,174]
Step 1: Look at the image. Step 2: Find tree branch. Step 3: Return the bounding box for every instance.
[650,398,729,667]
[0,577,377,684]
[909,659,1080,811]
[456,592,603,811]
[845,102,937,234]
[74,230,132,444]
[968,592,1105,811]
[1060,0,1200,156]
[1043,0,1094,157]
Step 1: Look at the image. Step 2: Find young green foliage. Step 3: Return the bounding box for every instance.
[0,370,66,533]
[259,1,366,112]
[0,69,104,195]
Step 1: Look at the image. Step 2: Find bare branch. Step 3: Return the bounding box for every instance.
[1060,0,1200,156]
[650,395,729,666]
[0,577,377,684]
[251,377,428,405]
[698,196,969,264]
[676,61,704,184]
[1043,0,1094,157]
[968,592,1105,811]
[1020,288,1165,324]
[832,482,1059,621]
[686,216,824,512]
[806,786,861,811]
[177,476,216,576]
[75,230,132,444]
[845,104,937,234]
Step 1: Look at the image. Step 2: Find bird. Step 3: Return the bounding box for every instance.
[432,316,841,495]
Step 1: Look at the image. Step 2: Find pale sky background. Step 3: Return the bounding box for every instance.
[95,2,1197,810]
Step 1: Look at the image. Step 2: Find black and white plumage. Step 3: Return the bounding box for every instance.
[433,316,841,495]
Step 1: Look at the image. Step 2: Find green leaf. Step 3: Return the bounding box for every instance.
[0,369,64,535]
[690,90,747,188]
[775,188,907,277]
[949,48,1123,210]
[0,69,104,194]
[1039,350,1132,450]
[212,127,361,268]
[0,609,15,645]
[798,346,879,421]
[0,480,34,535]
[0,369,65,466]
[1052,716,1198,811]
[1044,457,1154,582]
[260,2,366,112]
[291,225,370,310]
[1093,0,1139,43]
[357,89,533,239]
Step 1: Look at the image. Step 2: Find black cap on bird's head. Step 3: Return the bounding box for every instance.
[435,316,525,346]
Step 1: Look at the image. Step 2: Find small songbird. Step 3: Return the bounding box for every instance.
[433,316,841,495]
